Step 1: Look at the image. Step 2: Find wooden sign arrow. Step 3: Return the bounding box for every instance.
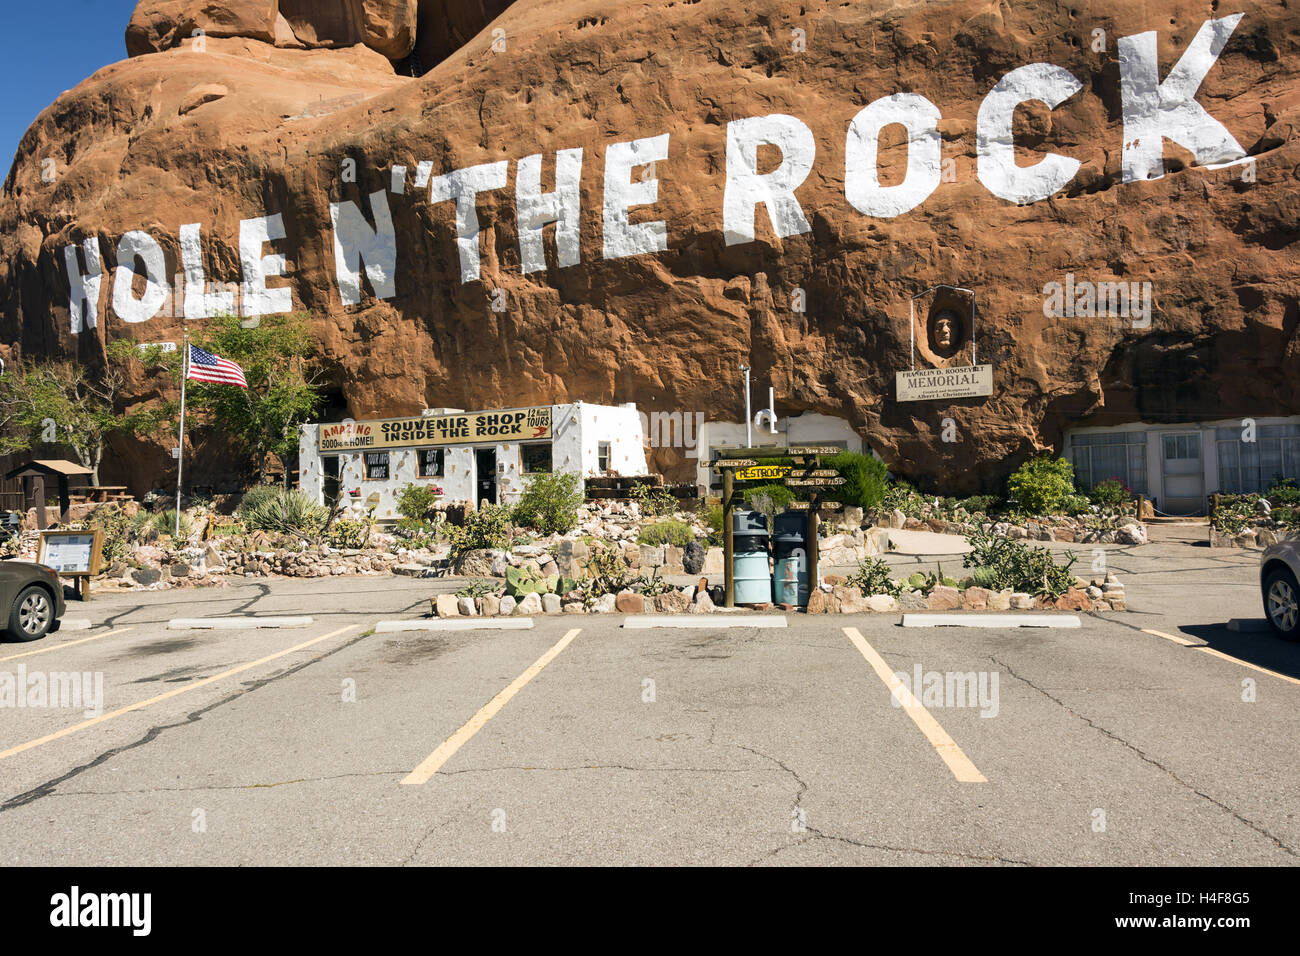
[786,445,841,456]
[735,465,791,481]
[713,458,757,469]
[786,476,847,487]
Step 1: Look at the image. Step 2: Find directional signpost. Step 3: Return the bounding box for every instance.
[711,446,845,607]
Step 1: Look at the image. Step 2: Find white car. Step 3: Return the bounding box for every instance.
[1260,540,1300,640]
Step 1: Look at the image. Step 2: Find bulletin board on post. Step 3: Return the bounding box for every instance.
[37,529,104,599]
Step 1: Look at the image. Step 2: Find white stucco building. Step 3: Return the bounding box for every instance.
[1063,416,1300,516]
[299,402,647,519]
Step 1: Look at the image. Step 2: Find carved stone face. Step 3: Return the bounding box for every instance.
[929,311,961,356]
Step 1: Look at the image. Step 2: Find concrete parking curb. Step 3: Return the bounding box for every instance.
[901,613,1080,628]
[622,615,788,629]
[375,619,534,632]
[168,616,314,630]
[1227,618,1271,633]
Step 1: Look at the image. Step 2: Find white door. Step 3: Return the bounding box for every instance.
[1161,432,1204,516]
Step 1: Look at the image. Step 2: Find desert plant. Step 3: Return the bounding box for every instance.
[456,579,502,598]
[444,503,515,556]
[505,565,579,598]
[1007,455,1076,515]
[236,484,282,518]
[963,529,1077,597]
[637,518,695,548]
[513,471,584,535]
[629,481,678,518]
[397,483,442,521]
[326,517,372,549]
[846,557,900,596]
[240,488,329,536]
[957,495,999,515]
[584,546,636,595]
[632,566,673,596]
[151,509,192,539]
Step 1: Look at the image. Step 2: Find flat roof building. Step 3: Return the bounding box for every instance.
[299,402,647,519]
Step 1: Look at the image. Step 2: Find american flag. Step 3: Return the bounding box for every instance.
[186,345,248,387]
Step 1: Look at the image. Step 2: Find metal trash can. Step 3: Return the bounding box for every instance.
[772,511,809,606]
[732,510,772,605]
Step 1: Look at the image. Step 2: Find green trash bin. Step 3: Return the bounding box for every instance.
[732,510,771,604]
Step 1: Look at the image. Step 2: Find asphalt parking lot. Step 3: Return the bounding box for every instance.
[1,526,1297,865]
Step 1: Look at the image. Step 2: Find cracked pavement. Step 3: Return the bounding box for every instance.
[0,525,1297,865]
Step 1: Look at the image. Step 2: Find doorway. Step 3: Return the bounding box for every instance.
[322,455,340,506]
[1160,432,1204,515]
[475,448,497,506]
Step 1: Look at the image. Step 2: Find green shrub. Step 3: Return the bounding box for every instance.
[397,483,441,521]
[637,518,695,548]
[827,451,888,509]
[1267,477,1300,507]
[699,499,724,545]
[1088,478,1131,508]
[240,489,329,536]
[962,529,1077,597]
[456,579,501,598]
[629,481,678,518]
[957,495,999,515]
[513,471,584,535]
[743,483,795,523]
[445,503,515,555]
[847,557,900,596]
[1006,455,1076,515]
[1061,493,1093,515]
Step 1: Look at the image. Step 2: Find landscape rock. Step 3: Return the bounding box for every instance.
[540,593,562,614]
[498,595,517,616]
[457,596,478,616]
[434,594,459,617]
[865,594,898,613]
[515,592,543,616]
[961,586,990,610]
[927,586,962,610]
[615,592,644,615]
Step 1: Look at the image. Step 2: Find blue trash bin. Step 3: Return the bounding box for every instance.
[772,511,809,606]
[731,510,771,604]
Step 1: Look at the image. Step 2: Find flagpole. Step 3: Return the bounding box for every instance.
[175,333,188,538]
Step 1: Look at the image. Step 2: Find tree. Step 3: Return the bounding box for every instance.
[0,345,172,485]
[182,313,324,485]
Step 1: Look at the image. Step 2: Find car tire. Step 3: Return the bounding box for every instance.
[1263,566,1300,641]
[7,585,54,642]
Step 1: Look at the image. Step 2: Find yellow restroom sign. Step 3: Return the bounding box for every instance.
[734,465,791,481]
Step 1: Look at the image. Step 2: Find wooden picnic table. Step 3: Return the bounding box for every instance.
[80,486,130,503]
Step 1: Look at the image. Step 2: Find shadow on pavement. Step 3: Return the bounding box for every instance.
[1179,622,1300,680]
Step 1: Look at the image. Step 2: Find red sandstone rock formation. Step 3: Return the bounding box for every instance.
[2,0,1298,492]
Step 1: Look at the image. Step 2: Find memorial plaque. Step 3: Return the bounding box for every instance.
[895,364,993,402]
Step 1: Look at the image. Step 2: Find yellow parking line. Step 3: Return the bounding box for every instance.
[0,627,134,663]
[402,628,582,785]
[842,627,987,783]
[0,624,357,762]
[1195,647,1300,686]
[1141,628,1197,647]
[1142,629,1300,685]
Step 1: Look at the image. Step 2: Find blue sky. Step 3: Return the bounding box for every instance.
[2,1,136,175]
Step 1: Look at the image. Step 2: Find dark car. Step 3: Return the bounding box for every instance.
[1,560,66,642]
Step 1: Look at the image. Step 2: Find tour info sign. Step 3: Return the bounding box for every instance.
[320,406,552,452]
[895,365,993,402]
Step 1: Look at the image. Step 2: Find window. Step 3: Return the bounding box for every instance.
[418,448,444,477]
[364,451,389,480]
[1162,433,1199,460]
[521,443,552,473]
[1217,423,1300,493]
[1069,431,1147,495]
[598,441,611,473]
